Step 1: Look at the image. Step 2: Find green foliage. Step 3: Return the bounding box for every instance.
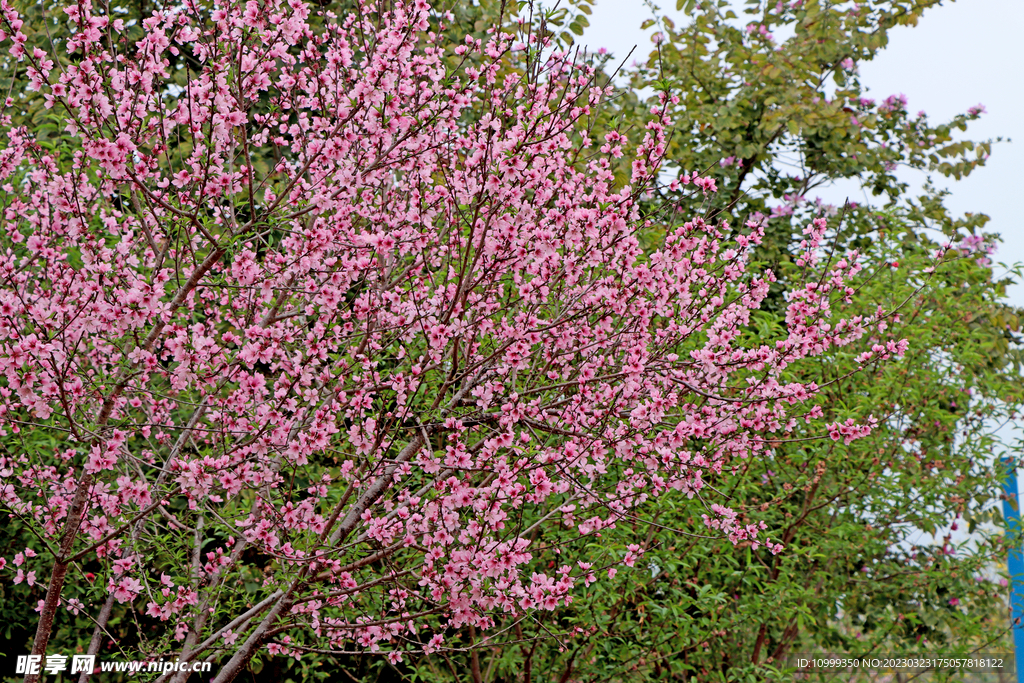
[587,0,1003,284]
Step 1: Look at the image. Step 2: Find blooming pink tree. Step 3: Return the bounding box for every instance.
[0,0,893,680]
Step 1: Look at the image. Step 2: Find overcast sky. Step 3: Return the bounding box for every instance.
[582,0,1024,307]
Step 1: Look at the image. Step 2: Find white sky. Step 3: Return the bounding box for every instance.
[582,0,1024,307]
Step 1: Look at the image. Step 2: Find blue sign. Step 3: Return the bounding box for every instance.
[1002,457,1024,683]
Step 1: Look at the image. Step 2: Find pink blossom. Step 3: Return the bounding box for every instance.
[0,0,908,666]
[110,577,142,604]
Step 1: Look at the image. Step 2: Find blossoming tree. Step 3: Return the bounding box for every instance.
[0,0,895,680]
